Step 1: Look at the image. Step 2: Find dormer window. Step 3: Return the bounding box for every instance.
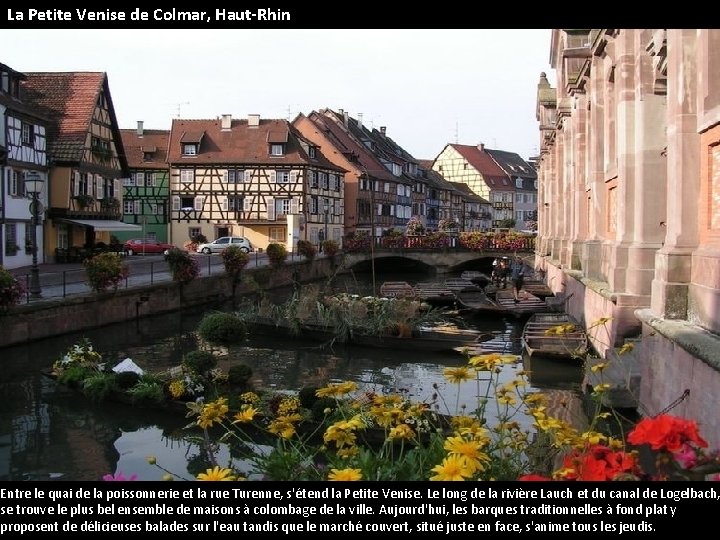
[270,144,285,156]
[308,147,317,159]
[392,163,402,176]
[516,178,523,189]
[182,143,198,156]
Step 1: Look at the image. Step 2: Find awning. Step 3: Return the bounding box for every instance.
[59,219,142,231]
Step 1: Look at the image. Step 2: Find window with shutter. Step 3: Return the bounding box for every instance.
[172,196,181,211]
[134,200,141,214]
[73,171,80,196]
[96,175,104,199]
[266,197,275,220]
[243,170,252,182]
[290,197,299,214]
[243,198,251,212]
[136,172,145,186]
[194,196,204,211]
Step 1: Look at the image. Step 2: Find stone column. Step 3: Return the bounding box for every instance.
[625,29,667,302]
[570,94,588,271]
[651,29,699,319]
[607,30,636,294]
[583,53,606,281]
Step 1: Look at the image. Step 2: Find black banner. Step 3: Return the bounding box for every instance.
[1,482,717,536]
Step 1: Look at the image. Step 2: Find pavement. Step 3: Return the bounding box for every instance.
[8,250,280,305]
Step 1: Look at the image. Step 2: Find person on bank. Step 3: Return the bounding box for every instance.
[510,256,525,304]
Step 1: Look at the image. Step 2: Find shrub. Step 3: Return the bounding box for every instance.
[182,350,217,376]
[0,266,27,312]
[197,312,247,344]
[82,372,118,402]
[166,248,200,284]
[221,245,250,278]
[266,243,288,267]
[227,364,253,387]
[84,252,129,293]
[296,240,317,261]
[127,377,165,404]
[322,239,339,257]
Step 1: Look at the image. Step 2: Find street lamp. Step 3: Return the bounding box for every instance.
[24,172,44,298]
[322,199,329,253]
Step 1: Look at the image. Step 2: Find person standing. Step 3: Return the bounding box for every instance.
[510,256,525,304]
[318,229,325,253]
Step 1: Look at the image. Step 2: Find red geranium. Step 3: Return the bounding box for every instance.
[561,445,639,481]
[627,414,708,453]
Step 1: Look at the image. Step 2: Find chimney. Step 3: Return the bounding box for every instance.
[478,143,485,152]
[357,113,363,130]
[343,110,349,126]
[136,121,144,137]
[248,113,260,127]
[380,126,386,135]
[221,114,232,130]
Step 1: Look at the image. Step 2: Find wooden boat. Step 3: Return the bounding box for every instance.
[455,287,505,314]
[521,312,588,359]
[247,318,484,352]
[380,281,416,299]
[495,289,549,318]
[413,282,456,306]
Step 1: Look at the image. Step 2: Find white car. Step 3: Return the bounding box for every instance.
[196,236,253,254]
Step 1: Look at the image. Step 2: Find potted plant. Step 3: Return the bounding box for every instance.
[74,194,95,209]
[166,247,200,284]
[321,239,339,257]
[84,252,130,293]
[266,243,288,267]
[0,266,27,312]
[296,239,317,261]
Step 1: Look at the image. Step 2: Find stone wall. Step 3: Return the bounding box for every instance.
[1,258,338,347]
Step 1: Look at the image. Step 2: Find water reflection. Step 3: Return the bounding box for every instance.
[0,277,586,481]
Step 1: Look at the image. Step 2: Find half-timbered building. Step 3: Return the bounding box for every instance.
[119,122,171,244]
[21,71,137,259]
[167,114,344,251]
[0,61,49,269]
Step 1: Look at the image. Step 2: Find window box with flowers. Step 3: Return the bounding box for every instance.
[405,216,425,236]
[74,194,96,209]
[101,197,120,211]
[437,218,459,233]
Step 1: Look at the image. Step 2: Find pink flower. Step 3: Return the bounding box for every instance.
[102,471,138,481]
[672,443,698,469]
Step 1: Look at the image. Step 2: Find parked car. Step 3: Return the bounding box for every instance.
[124,239,176,256]
[196,236,253,254]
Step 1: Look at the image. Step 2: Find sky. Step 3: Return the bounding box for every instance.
[3,29,553,161]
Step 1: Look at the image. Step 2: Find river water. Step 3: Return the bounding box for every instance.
[0,272,585,481]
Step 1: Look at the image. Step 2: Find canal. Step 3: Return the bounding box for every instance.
[0,271,585,481]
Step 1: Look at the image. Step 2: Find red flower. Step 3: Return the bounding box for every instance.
[627,414,708,453]
[518,474,551,481]
[561,445,638,481]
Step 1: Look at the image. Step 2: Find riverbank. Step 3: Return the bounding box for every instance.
[1,256,340,348]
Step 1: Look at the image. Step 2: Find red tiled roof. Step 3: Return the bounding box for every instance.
[120,129,170,169]
[167,117,344,172]
[307,110,395,181]
[450,144,510,184]
[21,72,106,162]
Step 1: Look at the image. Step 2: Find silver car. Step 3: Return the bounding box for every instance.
[196,236,253,254]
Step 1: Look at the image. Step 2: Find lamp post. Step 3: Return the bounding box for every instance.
[361,168,376,297]
[322,199,329,254]
[24,172,44,298]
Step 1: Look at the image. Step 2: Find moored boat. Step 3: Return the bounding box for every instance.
[521,312,588,360]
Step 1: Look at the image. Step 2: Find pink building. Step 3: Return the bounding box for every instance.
[536,30,720,447]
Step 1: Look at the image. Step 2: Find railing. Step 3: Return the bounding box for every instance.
[344,232,536,253]
[15,250,280,303]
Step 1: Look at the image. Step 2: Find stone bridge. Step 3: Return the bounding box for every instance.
[342,247,535,274]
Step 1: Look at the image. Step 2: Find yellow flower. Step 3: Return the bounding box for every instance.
[268,419,296,439]
[430,455,472,481]
[443,366,473,384]
[337,446,360,459]
[443,436,488,474]
[146,455,157,465]
[316,381,358,398]
[389,424,416,440]
[619,343,634,355]
[162,473,174,481]
[168,380,185,399]
[197,397,229,429]
[196,466,236,481]
[590,362,608,373]
[233,406,258,423]
[240,391,260,404]
[328,468,362,481]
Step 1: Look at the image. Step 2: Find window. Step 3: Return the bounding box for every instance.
[270,144,284,156]
[308,147,316,159]
[516,178,523,188]
[7,169,22,197]
[276,171,290,183]
[143,151,153,161]
[57,224,69,250]
[180,170,194,183]
[5,223,17,256]
[515,193,523,203]
[189,227,201,239]
[180,196,195,210]
[149,202,165,216]
[275,198,292,215]
[318,172,328,189]
[308,171,318,188]
[124,176,135,187]
[182,144,197,155]
[123,200,140,214]
[135,172,145,186]
[146,173,156,187]
[21,123,35,146]
[392,163,402,176]
[269,227,285,242]
[227,196,243,211]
